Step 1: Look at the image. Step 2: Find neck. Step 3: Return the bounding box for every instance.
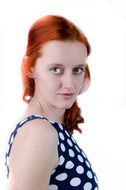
[25,96,65,124]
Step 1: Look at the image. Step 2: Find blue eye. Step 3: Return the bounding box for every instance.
[73,67,85,75]
[50,67,62,74]
[49,66,85,75]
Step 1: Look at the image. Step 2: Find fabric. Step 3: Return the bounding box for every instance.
[5,114,99,190]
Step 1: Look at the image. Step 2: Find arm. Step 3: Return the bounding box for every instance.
[7,119,59,190]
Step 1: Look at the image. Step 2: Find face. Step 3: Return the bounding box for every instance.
[32,40,87,110]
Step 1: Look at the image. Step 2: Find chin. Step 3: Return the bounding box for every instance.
[61,102,74,110]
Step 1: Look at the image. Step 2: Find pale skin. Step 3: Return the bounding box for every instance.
[7,40,88,190]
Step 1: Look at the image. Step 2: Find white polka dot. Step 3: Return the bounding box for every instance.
[59,132,65,140]
[81,151,87,158]
[85,160,90,168]
[83,182,92,190]
[76,165,84,174]
[71,136,76,143]
[50,120,55,124]
[51,169,56,175]
[60,143,65,152]
[6,144,10,154]
[77,155,84,163]
[67,139,73,146]
[75,145,80,152]
[65,130,70,137]
[69,149,75,157]
[56,173,68,181]
[94,175,98,183]
[94,187,98,190]
[48,184,58,190]
[65,161,74,169]
[19,118,28,125]
[10,135,14,144]
[87,170,93,179]
[59,155,65,165]
[70,177,81,186]
[58,124,63,130]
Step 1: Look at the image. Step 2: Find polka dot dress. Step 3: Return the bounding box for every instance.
[5,114,99,190]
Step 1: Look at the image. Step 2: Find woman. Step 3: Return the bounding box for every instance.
[5,15,99,190]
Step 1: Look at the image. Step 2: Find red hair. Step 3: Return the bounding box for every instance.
[21,15,91,133]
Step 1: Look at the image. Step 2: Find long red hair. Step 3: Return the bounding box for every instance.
[21,15,91,133]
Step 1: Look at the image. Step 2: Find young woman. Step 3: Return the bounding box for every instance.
[5,15,99,190]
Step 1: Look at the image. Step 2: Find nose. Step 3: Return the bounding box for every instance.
[62,72,75,92]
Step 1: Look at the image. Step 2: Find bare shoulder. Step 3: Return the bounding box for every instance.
[16,115,58,137]
[8,118,59,190]
[9,117,59,162]
[13,117,59,147]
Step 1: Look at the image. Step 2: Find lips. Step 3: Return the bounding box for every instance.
[59,92,75,95]
[58,93,75,99]
[61,93,74,96]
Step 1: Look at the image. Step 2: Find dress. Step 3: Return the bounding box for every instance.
[5,114,99,190]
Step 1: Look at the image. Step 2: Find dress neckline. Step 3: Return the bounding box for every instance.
[27,114,65,126]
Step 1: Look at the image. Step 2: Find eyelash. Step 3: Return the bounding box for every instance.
[49,67,85,75]
[73,68,85,75]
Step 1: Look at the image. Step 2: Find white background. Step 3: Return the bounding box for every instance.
[0,0,126,189]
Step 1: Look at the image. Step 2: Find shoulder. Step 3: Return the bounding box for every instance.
[15,116,59,144]
[9,117,59,169]
[8,117,59,189]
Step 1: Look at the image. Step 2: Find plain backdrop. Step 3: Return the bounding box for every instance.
[0,0,126,189]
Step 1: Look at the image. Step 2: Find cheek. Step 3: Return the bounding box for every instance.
[44,77,60,92]
[75,77,84,88]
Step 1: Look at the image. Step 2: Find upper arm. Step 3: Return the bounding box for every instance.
[7,119,59,190]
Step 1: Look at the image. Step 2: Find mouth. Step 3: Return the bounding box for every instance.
[58,93,75,99]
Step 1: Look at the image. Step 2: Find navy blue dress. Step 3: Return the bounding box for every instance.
[5,114,99,190]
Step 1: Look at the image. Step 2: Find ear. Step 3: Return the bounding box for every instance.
[22,56,35,78]
[79,64,91,95]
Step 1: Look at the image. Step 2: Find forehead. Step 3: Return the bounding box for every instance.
[38,40,87,66]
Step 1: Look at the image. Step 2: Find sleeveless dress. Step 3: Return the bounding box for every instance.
[5,114,99,190]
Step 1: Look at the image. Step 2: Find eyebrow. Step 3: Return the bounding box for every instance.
[48,63,85,68]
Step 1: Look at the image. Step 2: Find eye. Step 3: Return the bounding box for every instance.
[49,67,63,74]
[73,67,85,75]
